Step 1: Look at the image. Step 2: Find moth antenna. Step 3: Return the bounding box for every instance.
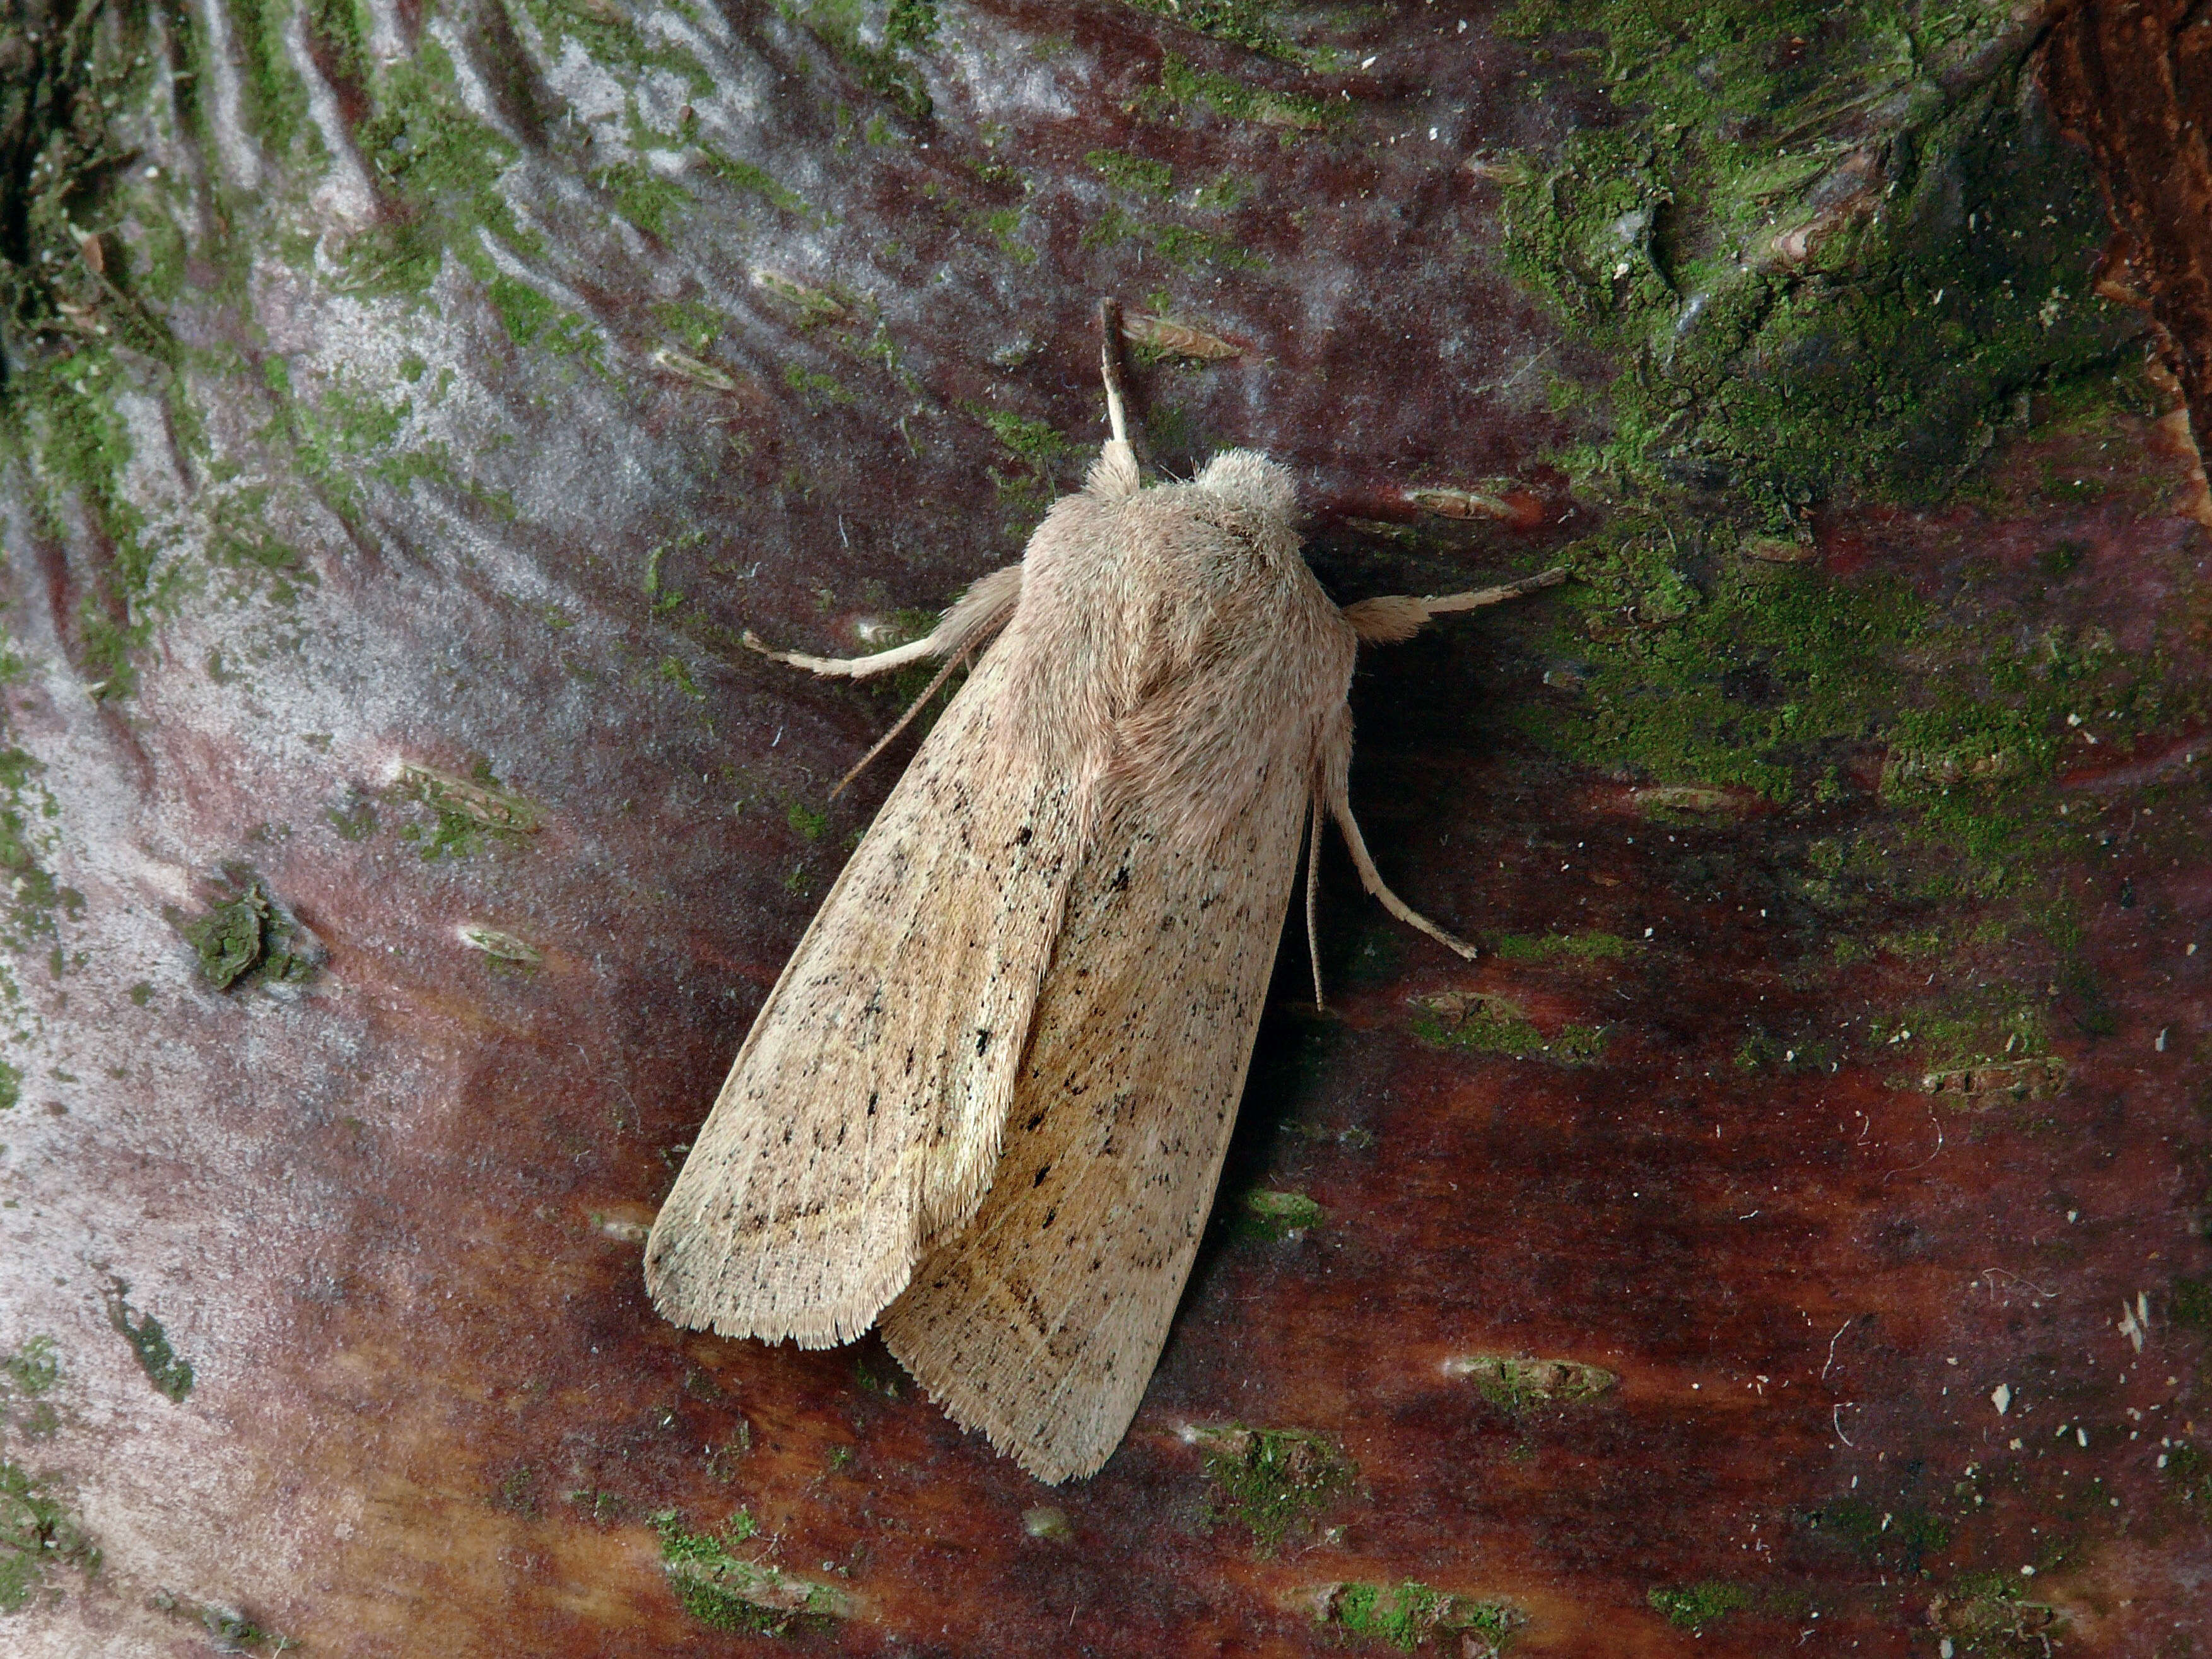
[831,640,981,797]
[1086,302,1142,495]
[1097,298,1130,448]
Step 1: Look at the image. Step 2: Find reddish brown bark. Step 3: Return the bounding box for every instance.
[2044,0,2212,455]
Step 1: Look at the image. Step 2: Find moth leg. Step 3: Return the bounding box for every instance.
[1340,565,1566,644]
[742,631,937,678]
[1326,786,1478,961]
[746,565,1022,793]
[829,638,979,797]
[1305,801,1325,1010]
[742,563,1022,679]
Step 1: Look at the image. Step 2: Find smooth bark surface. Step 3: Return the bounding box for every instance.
[0,2,2206,1654]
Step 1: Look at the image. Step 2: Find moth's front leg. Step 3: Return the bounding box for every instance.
[744,564,1024,795]
[741,631,939,679]
[743,563,1023,678]
[1340,565,1565,643]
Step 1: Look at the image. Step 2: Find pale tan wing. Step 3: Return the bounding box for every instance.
[646,644,1082,1347]
[878,759,1311,1480]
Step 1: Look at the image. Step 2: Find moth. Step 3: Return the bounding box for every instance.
[647,303,1562,1482]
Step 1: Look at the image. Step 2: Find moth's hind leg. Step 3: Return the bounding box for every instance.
[1305,802,1325,1009]
[1328,790,1479,961]
[742,564,1023,679]
[1316,712,1477,961]
[1322,566,1566,956]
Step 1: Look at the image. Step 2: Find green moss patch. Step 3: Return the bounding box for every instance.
[695,148,814,218]
[517,0,711,95]
[1647,1581,1751,1630]
[1518,509,2197,917]
[1410,992,1607,1065]
[979,408,1070,472]
[324,793,379,842]
[488,276,604,361]
[1121,0,1317,67]
[305,0,373,86]
[781,362,853,409]
[1,1334,61,1445]
[267,362,516,527]
[652,1509,845,1633]
[205,485,314,606]
[1,1337,58,1403]
[1080,206,1264,273]
[779,0,939,122]
[1193,1424,1350,1553]
[100,1277,194,1403]
[392,760,542,859]
[6,351,174,701]
[1318,1580,1521,1651]
[1135,52,1334,134]
[588,158,694,240]
[1495,2,2133,529]
[1864,976,2058,1089]
[0,1457,98,1614]
[967,405,1072,513]
[1523,519,1918,799]
[175,872,320,994]
[347,42,532,294]
[0,743,68,958]
[228,0,318,160]
[1487,930,1633,964]
[1235,1188,1324,1241]
[1087,148,1175,197]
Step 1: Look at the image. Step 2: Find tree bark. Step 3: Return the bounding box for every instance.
[0,3,2206,1655]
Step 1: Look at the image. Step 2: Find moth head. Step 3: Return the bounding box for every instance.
[1194,449,1297,521]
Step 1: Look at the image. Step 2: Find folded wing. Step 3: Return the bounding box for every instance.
[645,645,1083,1347]
[879,747,1313,1480]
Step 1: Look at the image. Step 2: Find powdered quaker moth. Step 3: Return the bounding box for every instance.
[647,303,1562,1482]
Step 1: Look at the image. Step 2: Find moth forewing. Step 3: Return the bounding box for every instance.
[879,735,1326,1482]
[648,310,1560,1479]
[643,645,1085,1347]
